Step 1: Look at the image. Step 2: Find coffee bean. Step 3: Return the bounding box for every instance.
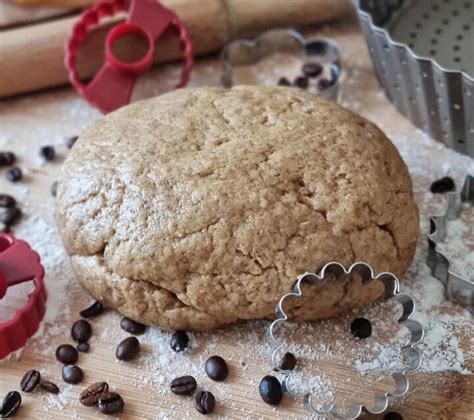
[0,194,16,208]
[384,412,403,420]
[259,375,283,406]
[66,136,78,149]
[40,381,59,395]
[277,77,291,86]
[116,336,140,361]
[302,62,323,78]
[50,182,58,197]
[5,167,22,183]
[205,355,228,381]
[20,370,41,393]
[56,344,79,365]
[0,152,15,167]
[71,320,92,343]
[79,382,109,407]
[62,365,83,384]
[294,75,309,89]
[0,391,21,418]
[77,342,90,353]
[170,375,197,396]
[39,146,55,161]
[317,78,332,91]
[1,208,21,226]
[351,317,372,339]
[170,331,189,352]
[194,391,215,415]
[98,392,124,415]
[80,301,104,319]
[278,352,297,371]
[430,176,455,194]
[120,317,146,335]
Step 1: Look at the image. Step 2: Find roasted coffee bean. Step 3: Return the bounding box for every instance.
[62,365,83,384]
[205,355,228,381]
[294,75,309,89]
[277,77,291,86]
[302,62,323,78]
[317,78,332,91]
[80,301,104,319]
[1,208,21,226]
[77,342,90,353]
[71,320,92,343]
[194,391,215,415]
[259,375,283,406]
[20,370,41,393]
[170,331,189,352]
[116,336,140,361]
[56,344,79,364]
[79,382,109,407]
[0,194,16,208]
[170,376,197,396]
[5,167,22,183]
[351,317,372,339]
[50,182,58,197]
[384,412,403,420]
[278,352,297,371]
[40,381,60,395]
[120,317,146,335]
[0,391,21,418]
[98,392,124,415]
[430,176,455,194]
[0,152,15,167]
[66,136,78,149]
[39,146,55,161]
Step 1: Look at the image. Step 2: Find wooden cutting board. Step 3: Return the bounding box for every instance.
[0,22,473,420]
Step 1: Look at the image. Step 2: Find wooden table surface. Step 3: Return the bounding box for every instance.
[0,19,473,420]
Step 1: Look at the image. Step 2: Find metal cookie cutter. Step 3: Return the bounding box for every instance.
[428,175,474,313]
[268,262,423,419]
[221,28,341,102]
[0,233,46,360]
[65,0,193,113]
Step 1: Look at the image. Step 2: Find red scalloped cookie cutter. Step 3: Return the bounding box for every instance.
[0,233,47,360]
[65,0,193,113]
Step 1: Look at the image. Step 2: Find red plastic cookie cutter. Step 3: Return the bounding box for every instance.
[65,0,193,113]
[0,233,47,360]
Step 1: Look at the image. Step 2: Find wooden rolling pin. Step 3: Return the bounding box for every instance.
[0,0,353,98]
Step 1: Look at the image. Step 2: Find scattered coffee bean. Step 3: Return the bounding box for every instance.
[116,336,140,361]
[66,136,78,149]
[80,301,104,319]
[170,331,189,352]
[294,75,309,89]
[351,317,372,339]
[384,412,403,420]
[318,78,332,91]
[0,194,16,208]
[194,391,215,415]
[40,381,60,395]
[302,62,323,78]
[259,375,283,406]
[277,77,291,86]
[1,208,21,226]
[170,375,197,396]
[0,391,21,418]
[205,355,228,381]
[98,392,124,415]
[79,382,109,407]
[50,182,58,197]
[0,152,15,167]
[20,370,41,393]
[71,319,92,343]
[278,352,297,371]
[77,342,90,353]
[120,317,146,335]
[56,344,79,365]
[430,176,455,194]
[5,167,22,183]
[62,365,83,384]
[39,146,55,161]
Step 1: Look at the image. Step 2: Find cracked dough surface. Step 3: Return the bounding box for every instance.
[55,86,419,331]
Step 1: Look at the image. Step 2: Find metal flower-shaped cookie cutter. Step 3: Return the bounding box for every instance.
[268,262,424,419]
[220,28,341,102]
[427,175,474,313]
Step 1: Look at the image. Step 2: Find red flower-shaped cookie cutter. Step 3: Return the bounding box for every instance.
[0,234,46,360]
[65,0,193,113]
